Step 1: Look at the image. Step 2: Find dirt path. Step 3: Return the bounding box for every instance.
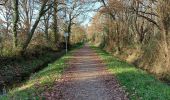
[42,45,128,100]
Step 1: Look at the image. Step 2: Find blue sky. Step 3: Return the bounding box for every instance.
[0,1,102,28]
[81,2,102,27]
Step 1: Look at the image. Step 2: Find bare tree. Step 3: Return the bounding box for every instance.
[21,0,53,53]
[0,0,12,35]
[64,0,96,46]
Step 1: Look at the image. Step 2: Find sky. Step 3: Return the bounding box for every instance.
[80,2,102,27]
[0,1,102,28]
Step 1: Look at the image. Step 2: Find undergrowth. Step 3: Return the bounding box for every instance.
[91,46,170,100]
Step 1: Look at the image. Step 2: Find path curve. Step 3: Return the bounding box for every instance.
[42,44,128,100]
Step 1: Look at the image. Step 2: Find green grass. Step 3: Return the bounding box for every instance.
[0,43,84,100]
[91,46,170,100]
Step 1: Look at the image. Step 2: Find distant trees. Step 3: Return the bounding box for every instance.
[63,0,95,46]
[71,24,86,44]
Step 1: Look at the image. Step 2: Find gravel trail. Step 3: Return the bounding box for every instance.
[42,45,128,100]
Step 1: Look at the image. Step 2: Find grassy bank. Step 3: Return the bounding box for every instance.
[0,50,65,92]
[0,43,84,100]
[91,46,170,100]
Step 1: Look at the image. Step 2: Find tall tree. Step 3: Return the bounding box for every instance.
[53,0,58,44]
[21,0,52,53]
[12,0,19,48]
[64,0,95,46]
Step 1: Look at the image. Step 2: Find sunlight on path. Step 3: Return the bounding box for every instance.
[42,44,128,100]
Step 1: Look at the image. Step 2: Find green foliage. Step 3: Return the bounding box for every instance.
[70,42,84,50]
[91,46,170,100]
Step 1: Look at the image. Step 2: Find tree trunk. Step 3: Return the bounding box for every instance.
[45,25,49,43]
[22,15,42,52]
[12,0,19,48]
[67,21,72,48]
[116,23,121,53]
[21,2,50,53]
[53,0,58,43]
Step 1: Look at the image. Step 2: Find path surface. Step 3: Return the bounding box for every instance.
[43,45,128,100]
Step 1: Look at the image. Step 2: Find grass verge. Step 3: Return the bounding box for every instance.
[0,43,84,100]
[91,46,170,100]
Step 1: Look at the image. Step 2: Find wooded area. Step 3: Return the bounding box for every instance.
[0,0,88,56]
[88,0,170,81]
